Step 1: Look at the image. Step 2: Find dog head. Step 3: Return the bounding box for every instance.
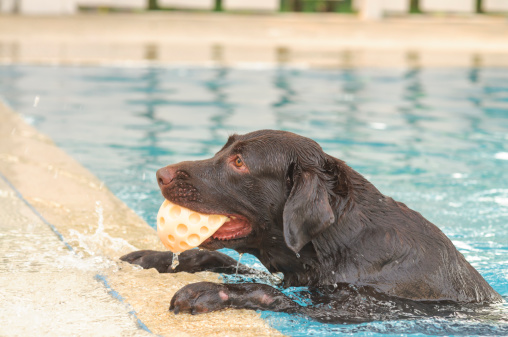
[156,130,347,255]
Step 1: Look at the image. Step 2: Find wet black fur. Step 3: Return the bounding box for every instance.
[121,130,502,322]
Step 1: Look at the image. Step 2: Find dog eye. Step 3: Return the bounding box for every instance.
[234,156,244,168]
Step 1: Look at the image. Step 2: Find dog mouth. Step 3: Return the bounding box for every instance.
[210,215,252,241]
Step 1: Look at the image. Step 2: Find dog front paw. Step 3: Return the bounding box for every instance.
[120,250,175,273]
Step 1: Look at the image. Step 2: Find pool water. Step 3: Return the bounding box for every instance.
[1,64,507,336]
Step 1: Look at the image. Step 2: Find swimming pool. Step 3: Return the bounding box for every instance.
[1,64,507,336]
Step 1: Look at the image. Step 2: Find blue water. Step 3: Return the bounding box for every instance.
[1,65,507,336]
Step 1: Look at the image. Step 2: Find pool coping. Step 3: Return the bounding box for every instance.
[0,171,153,336]
[2,13,508,68]
[0,100,284,336]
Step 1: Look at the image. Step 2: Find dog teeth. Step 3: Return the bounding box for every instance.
[214,233,239,241]
[230,216,237,220]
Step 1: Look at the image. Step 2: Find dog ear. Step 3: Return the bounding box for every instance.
[283,166,335,253]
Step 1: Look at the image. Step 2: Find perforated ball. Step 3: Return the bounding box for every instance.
[156,200,229,253]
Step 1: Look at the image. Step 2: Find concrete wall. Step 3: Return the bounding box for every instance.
[223,0,279,11]
[354,0,508,18]
[382,0,409,13]
[0,0,16,13]
[77,0,145,9]
[158,0,214,10]
[354,0,409,13]
[19,0,77,14]
[420,0,475,13]
[0,0,147,14]
[3,0,508,15]
[484,0,508,12]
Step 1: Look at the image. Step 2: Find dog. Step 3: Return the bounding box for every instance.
[121,130,502,322]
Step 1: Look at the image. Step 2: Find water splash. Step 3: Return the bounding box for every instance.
[271,272,284,284]
[96,201,104,233]
[68,201,138,261]
[171,252,180,269]
[235,253,243,275]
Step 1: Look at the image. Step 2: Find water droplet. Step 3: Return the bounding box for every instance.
[271,272,284,283]
[235,253,243,275]
[95,201,104,232]
[171,252,180,269]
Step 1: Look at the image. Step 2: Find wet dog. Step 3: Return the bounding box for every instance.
[121,130,502,322]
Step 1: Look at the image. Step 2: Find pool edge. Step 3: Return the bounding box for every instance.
[0,101,285,337]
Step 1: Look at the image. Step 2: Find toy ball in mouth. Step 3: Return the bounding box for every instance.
[156,200,229,253]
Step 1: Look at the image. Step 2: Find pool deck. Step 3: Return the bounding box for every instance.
[1,11,508,336]
[0,101,282,336]
[1,12,508,67]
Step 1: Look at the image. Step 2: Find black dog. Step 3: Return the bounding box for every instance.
[121,130,502,322]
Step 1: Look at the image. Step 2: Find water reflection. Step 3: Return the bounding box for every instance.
[3,41,508,69]
[406,50,420,69]
[133,67,173,160]
[144,44,159,61]
[339,50,353,68]
[0,64,507,336]
[276,46,290,65]
[211,44,224,64]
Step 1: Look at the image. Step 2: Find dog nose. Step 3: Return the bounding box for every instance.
[156,166,176,186]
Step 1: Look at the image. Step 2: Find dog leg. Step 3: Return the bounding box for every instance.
[169,281,300,315]
[168,282,400,323]
[120,249,257,274]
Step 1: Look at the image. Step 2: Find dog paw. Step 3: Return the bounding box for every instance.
[120,250,174,273]
[170,282,230,315]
